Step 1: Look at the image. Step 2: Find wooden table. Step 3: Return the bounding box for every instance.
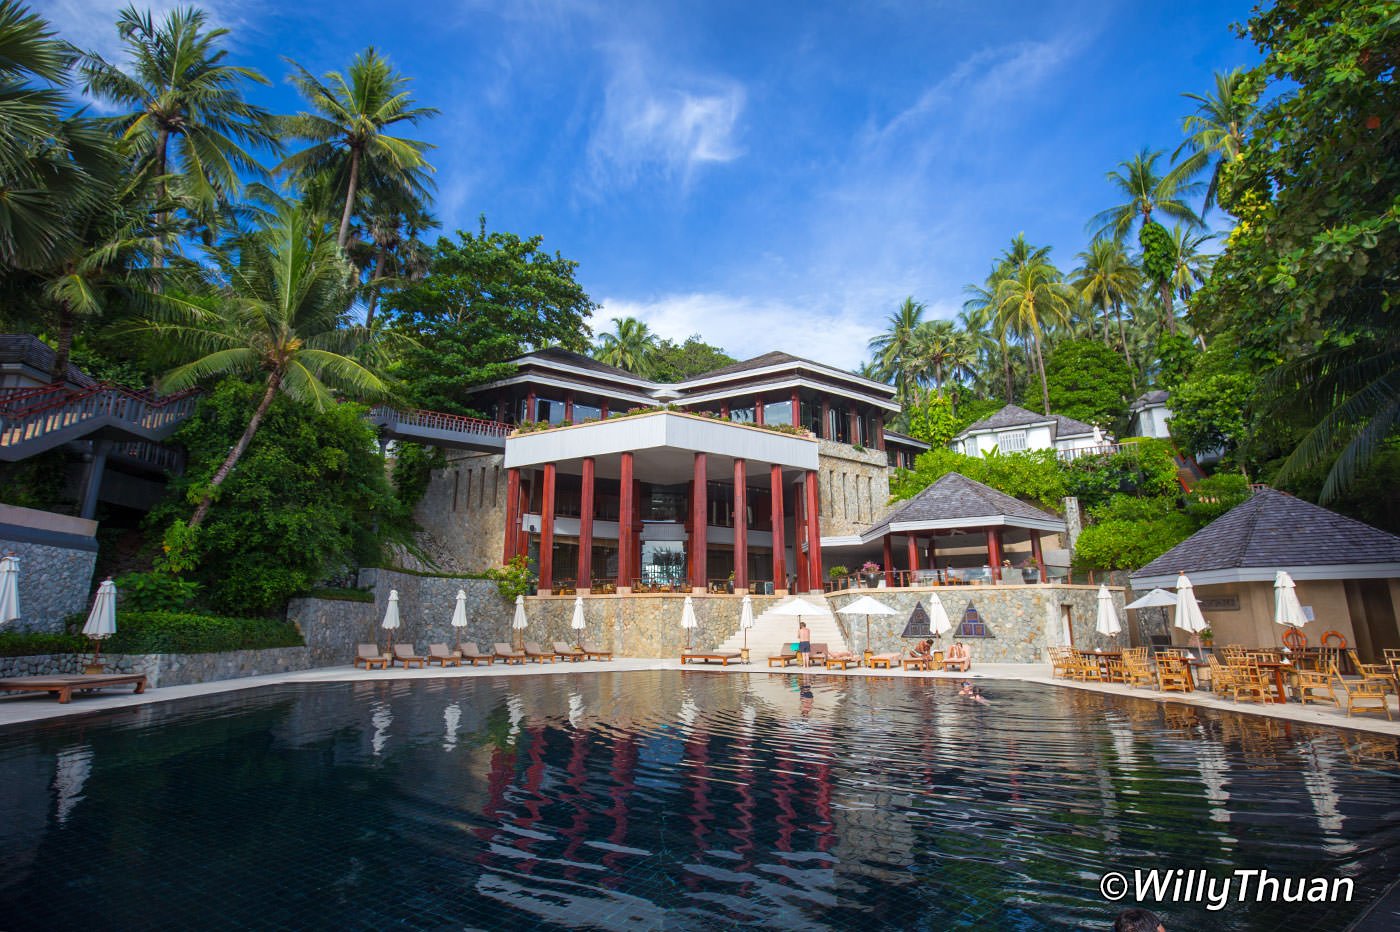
[1079,650,1122,681]
[1254,660,1294,703]
[0,673,147,704]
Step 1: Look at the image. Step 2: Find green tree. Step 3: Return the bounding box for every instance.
[382,222,596,413]
[1164,339,1254,464]
[593,316,659,377]
[649,335,735,382]
[1071,238,1143,386]
[1090,148,1203,243]
[1044,339,1134,428]
[1197,0,1399,502]
[868,296,926,404]
[139,203,392,529]
[1073,494,1197,570]
[280,47,438,248]
[1171,68,1258,217]
[80,5,280,240]
[992,256,1072,415]
[150,378,410,614]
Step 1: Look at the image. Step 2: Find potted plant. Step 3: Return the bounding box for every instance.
[727,570,735,594]
[861,561,881,587]
[827,565,849,589]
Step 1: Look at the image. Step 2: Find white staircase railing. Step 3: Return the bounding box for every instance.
[0,384,198,460]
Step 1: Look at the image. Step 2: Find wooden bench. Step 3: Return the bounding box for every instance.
[904,656,933,671]
[868,653,902,670]
[0,673,147,704]
[681,651,742,667]
[768,652,797,668]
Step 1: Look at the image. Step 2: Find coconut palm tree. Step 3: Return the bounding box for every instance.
[1071,238,1144,386]
[279,47,438,248]
[137,204,393,528]
[80,5,279,240]
[1166,225,1215,306]
[993,258,1073,415]
[594,316,659,377]
[351,187,438,327]
[1171,68,1257,216]
[1090,148,1203,243]
[868,296,926,404]
[962,271,1017,401]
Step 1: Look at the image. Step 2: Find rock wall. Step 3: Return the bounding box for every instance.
[0,537,96,633]
[0,647,311,689]
[816,440,893,537]
[827,584,1126,663]
[286,596,379,666]
[405,451,508,574]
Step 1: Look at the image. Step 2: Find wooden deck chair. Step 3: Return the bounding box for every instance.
[427,643,461,667]
[459,643,494,666]
[1291,662,1340,707]
[493,642,527,665]
[523,642,557,663]
[355,643,389,669]
[393,644,426,668]
[1344,676,1394,719]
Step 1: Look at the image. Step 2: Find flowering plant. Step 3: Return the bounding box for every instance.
[861,561,880,573]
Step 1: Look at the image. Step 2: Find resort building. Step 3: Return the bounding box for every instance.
[948,403,1111,461]
[1130,488,1400,661]
[410,348,942,593]
[1126,390,1172,440]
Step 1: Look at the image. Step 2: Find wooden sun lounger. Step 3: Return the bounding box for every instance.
[580,643,613,661]
[824,652,858,669]
[393,644,426,668]
[0,674,147,704]
[869,653,902,669]
[458,643,495,666]
[355,643,390,670]
[768,652,798,667]
[904,655,933,671]
[681,651,742,666]
[494,642,527,665]
[427,643,461,667]
[553,641,586,661]
[524,642,556,663]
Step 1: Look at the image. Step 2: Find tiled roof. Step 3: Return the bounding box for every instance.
[1051,413,1098,438]
[865,472,1064,537]
[520,347,642,380]
[1133,488,1400,579]
[0,334,97,388]
[1130,390,1170,414]
[957,403,1098,440]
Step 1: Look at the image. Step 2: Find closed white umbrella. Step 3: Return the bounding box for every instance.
[1095,584,1122,639]
[680,595,698,649]
[1274,570,1307,651]
[450,589,468,651]
[0,551,19,626]
[512,595,528,649]
[571,596,586,640]
[1174,572,1209,659]
[82,577,117,669]
[739,595,754,654]
[381,589,401,655]
[927,594,953,638]
[836,595,897,659]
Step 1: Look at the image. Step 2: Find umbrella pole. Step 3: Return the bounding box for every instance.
[865,615,871,665]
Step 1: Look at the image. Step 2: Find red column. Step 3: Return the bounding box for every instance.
[986,527,1003,579]
[565,392,575,424]
[526,391,536,423]
[691,453,707,590]
[632,475,643,583]
[804,471,822,592]
[847,406,859,445]
[733,459,748,592]
[769,465,786,592]
[503,468,520,564]
[539,464,556,592]
[875,415,885,451]
[819,400,830,439]
[721,401,729,419]
[1031,531,1046,581]
[618,453,634,588]
[601,400,609,418]
[577,457,594,590]
[906,534,919,578]
[790,391,800,428]
[754,397,764,426]
[794,479,807,592]
[883,535,894,586]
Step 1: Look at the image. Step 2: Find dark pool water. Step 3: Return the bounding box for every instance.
[0,673,1397,931]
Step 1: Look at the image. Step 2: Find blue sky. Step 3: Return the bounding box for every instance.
[39,0,1257,369]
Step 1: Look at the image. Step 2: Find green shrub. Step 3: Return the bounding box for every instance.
[0,631,87,657]
[1185,473,1252,523]
[484,554,534,600]
[66,611,303,653]
[114,571,201,612]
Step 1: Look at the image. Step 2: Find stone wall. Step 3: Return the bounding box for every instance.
[358,569,516,652]
[827,584,1126,663]
[519,592,789,657]
[405,451,508,574]
[816,440,892,537]
[0,537,97,633]
[0,646,311,689]
[286,596,379,666]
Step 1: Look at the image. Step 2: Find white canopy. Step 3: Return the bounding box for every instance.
[450,589,469,628]
[1095,584,1122,638]
[836,596,897,617]
[1174,573,1209,635]
[381,589,401,631]
[1126,588,1178,610]
[928,595,953,637]
[512,595,528,630]
[739,595,755,630]
[571,596,586,631]
[0,552,18,625]
[680,596,698,629]
[82,579,117,639]
[766,597,826,617]
[1274,570,1307,629]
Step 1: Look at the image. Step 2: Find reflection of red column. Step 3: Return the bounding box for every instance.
[883,535,894,585]
[503,468,520,563]
[691,453,707,590]
[733,459,748,591]
[618,453,634,587]
[539,464,556,592]
[1031,531,1046,580]
[685,730,713,882]
[578,457,594,589]
[601,734,638,887]
[804,471,822,591]
[770,465,786,591]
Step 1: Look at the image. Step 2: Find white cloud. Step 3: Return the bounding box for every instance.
[594,291,960,372]
[585,46,744,192]
[33,0,264,64]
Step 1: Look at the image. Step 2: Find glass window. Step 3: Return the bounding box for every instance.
[535,397,566,424]
[1000,430,1028,452]
[763,400,793,426]
[573,403,602,423]
[729,405,755,424]
[641,482,688,522]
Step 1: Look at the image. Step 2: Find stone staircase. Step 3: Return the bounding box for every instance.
[715,598,849,659]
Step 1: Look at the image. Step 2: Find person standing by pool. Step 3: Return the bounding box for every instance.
[797,621,811,667]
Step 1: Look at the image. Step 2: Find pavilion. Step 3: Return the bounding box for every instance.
[858,472,1067,584]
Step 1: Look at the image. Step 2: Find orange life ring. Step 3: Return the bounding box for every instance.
[1321,630,1347,649]
[1282,627,1307,651]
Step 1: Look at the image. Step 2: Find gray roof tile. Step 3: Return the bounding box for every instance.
[1133,488,1400,579]
[866,472,1063,536]
[958,403,1098,441]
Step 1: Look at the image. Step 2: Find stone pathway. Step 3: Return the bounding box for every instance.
[2,658,1396,737]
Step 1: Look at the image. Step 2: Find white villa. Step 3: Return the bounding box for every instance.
[949,404,1110,460]
[1127,390,1172,440]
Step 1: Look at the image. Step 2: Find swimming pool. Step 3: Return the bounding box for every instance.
[0,672,1396,930]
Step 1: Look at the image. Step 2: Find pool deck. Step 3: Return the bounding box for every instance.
[2,658,1397,737]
